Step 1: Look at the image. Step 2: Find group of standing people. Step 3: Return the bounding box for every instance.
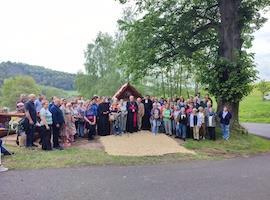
[18,92,232,151]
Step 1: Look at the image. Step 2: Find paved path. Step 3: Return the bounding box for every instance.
[242,122,270,139]
[1,154,270,200]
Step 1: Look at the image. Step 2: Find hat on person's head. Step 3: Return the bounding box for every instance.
[17,102,24,107]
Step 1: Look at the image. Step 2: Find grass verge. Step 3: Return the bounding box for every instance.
[3,130,270,170]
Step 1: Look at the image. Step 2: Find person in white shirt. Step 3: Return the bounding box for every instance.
[198,107,206,140]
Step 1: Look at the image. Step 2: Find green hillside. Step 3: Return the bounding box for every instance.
[0,61,76,90]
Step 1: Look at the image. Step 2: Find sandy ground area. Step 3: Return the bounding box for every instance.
[100,131,195,156]
[2,131,195,156]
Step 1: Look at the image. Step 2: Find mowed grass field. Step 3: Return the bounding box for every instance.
[240,88,270,123]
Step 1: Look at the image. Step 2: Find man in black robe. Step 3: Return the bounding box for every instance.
[142,95,153,130]
[126,96,138,133]
[97,97,110,136]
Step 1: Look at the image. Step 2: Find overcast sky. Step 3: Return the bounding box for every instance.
[0,0,269,80]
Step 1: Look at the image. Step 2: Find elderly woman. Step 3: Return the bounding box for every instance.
[61,100,76,147]
[39,100,52,151]
[119,99,127,134]
[110,99,121,135]
[66,103,76,143]
[151,103,161,135]
[162,103,172,136]
[198,106,206,140]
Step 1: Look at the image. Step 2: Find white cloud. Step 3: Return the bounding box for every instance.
[251,11,270,80]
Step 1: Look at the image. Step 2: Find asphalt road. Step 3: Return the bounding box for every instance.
[242,122,270,139]
[1,154,270,200]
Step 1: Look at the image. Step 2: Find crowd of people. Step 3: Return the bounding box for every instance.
[0,92,233,172]
[13,93,232,151]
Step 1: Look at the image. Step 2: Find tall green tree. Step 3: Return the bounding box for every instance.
[0,76,40,109]
[76,32,125,98]
[118,0,270,127]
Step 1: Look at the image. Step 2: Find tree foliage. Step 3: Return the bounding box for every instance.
[0,61,76,90]
[0,76,40,109]
[39,85,68,99]
[257,80,270,100]
[118,0,270,124]
[75,32,126,98]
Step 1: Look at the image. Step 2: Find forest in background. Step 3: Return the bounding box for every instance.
[0,61,76,90]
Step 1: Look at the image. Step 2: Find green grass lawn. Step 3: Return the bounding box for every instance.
[4,130,270,170]
[240,88,270,123]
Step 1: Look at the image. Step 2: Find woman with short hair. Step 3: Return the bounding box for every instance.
[39,100,52,150]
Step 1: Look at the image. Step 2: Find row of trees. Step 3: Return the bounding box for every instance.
[76,0,270,127]
[0,76,68,109]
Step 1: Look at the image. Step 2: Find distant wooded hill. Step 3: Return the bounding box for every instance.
[0,61,76,90]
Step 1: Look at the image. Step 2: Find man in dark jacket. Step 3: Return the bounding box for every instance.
[50,98,64,149]
[142,95,153,130]
[218,106,232,140]
[24,94,37,148]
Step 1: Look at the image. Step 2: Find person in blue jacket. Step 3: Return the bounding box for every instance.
[218,106,232,140]
[49,98,65,149]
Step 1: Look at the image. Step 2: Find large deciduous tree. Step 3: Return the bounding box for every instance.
[118,0,270,127]
[76,32,125,98]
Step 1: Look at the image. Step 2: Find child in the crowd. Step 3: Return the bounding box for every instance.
[198,106,206,140]
[218,106,232,140]
[151,104,161,135]
[206,107,217,140]
[162,103,172,136]
[190,108,199,140]
[177,107,188,141]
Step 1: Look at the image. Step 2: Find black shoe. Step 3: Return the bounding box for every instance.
[32,144,38,147]
[3,151,12,156]
[54,146,64,150]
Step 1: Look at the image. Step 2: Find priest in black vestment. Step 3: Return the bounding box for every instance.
[126,95,138,133]
[97,97,110,136]
[142,95,153,130]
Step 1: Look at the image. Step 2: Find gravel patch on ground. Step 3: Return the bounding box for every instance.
[100,131,196,156]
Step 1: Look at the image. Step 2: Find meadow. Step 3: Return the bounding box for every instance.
[239,88,270,123]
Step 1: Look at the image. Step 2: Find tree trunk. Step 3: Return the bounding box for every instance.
[194,82,199,96]
[179,65,183,96]
[217,0,242,127]
[161,71,165,98]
